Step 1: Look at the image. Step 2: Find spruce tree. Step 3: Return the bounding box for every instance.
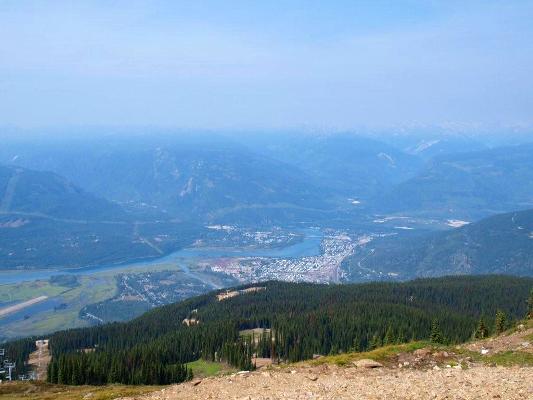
[494,310,506,335]
[396,330,406,344]
[527,289,533,319]
[368,334,382,350]
[474,318,489,339]
[383,325,395,345]
[430,319,444,344]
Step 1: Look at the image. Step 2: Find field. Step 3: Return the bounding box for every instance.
[0,275,116,340]
[0,260,236,340]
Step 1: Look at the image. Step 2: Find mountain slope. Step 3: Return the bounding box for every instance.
[39,276,532,385]
[241,133,423,201]
[0,164,200,270]
[0,164,126,221]
[383,144,533,218]
[0,135,338,223]
[343,209,533,281]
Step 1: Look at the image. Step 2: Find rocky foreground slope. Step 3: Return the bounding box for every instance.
[124,325,533,400]
[132,365,531,400]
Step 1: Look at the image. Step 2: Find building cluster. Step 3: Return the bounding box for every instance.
[209,233,365,284]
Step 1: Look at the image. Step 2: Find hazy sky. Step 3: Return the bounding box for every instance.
[1,1,532,130]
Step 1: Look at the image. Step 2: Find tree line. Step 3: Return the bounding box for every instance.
[33,275,533,385]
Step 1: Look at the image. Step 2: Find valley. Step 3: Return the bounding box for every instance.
[1,3,532,398]
[0,226,365,337]
[2,204,532,340]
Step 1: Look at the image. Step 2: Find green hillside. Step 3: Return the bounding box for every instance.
[13,275,530,385]
[343,209,533,281]
[383,144,533,218]
[0,164,201,270]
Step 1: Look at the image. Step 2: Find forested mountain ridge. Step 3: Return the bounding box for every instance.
[27,275,532,385]
[0,164,126,221]
[0,164,201,270]
[343,208,533,281]
[382,143,533,218]
[239,133,423,200]
[0,135,336,222]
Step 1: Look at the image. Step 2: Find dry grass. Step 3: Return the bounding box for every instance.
[307,341,432,367]
[0,381,160,400]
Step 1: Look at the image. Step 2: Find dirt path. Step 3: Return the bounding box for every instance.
[125,365,532,400]
[28,339,50,381]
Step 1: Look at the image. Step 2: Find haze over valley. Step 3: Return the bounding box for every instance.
[0,131,532,339]
[0,2,532,398]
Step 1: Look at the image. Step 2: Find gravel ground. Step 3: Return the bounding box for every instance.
[125,365,533,400]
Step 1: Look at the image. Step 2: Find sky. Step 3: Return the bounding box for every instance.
[1,1,533,130]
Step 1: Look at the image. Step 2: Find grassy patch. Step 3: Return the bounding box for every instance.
[0,275,117,339]
[0,381,160,400]
[0,281,66,304]
[186,359,235,378]
[461,350,533,367]
[484,351,533,366]
[309,341,432,367]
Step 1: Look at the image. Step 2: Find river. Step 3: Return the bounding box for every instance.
[0,228,323,285]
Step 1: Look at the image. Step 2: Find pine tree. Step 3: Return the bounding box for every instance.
[430,319,444,344]
[396,330,406,344]
[368,334,382,350]
[494,310,506,335]
[383,325,395,345]
[527,289,533,319]
[474,318,489,339]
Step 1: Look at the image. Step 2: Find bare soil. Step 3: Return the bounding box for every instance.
[124,365,532,400]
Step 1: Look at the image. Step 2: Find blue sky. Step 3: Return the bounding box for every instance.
[1,1,532,130]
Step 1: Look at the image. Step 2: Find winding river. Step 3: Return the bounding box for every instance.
[0,228,323,285]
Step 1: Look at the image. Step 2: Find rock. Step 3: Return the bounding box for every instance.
[433,365,441,370]
[83,393,94,399]
[433,351,449,359]
[354,359,383,368]
[480,348,490,355]
[191,379,202,386]
[236,371,250,375]
[307,375,318,381]
[413,348,431,358]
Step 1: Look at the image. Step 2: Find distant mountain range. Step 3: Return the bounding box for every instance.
[1,132,532,272]
[343,208,533,281]
[0,164,126,221]
[0,135,335,223]
[0,164,200,270]
[382,144,533,218]
[2,134,531,222]
[241,133,423,199]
